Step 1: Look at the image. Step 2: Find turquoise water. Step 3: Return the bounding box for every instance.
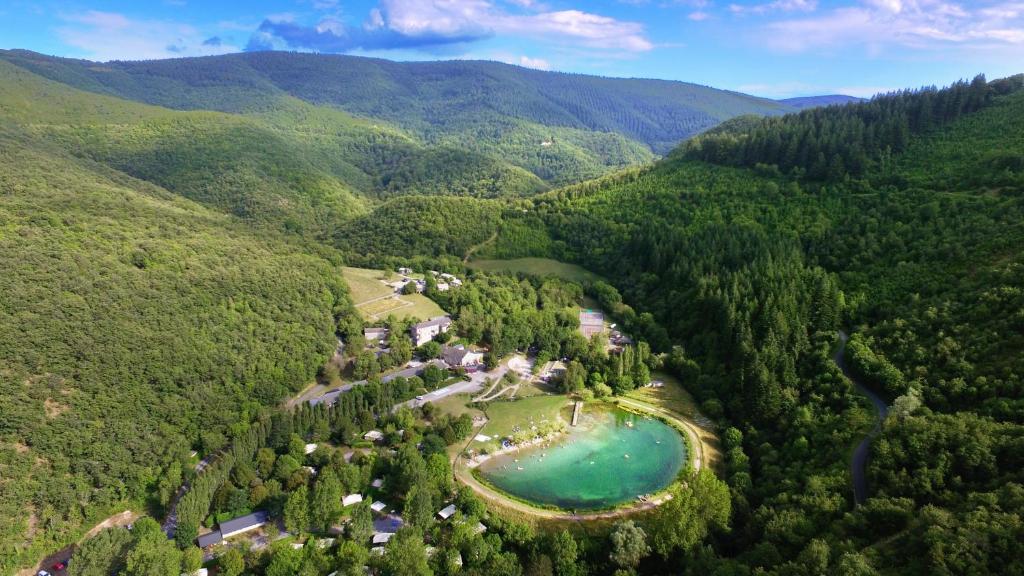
[477,406,686,510]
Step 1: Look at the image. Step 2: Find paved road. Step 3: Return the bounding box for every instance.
[397,355,532,410]
[834,330,890,505]
[308,360,449,408]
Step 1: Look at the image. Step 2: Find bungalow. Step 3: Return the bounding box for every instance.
[371,501,387,513]
[398,267,413,275]
[364,327,389,343]
[437,504,457,520]
[372,532,395,545]
[363,430,384,442]
[442,345,484,368]
[371,478,384,489]
[220,511,269,539]
[411,316,452,346]
[343,494,363,507]
[304,443,318,455]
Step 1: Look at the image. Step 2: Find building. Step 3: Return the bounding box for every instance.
[342,494,363,507]
[411,316,452,346]
[371,478,384,489]
[579,309,606,339]
[372,532,395,545]
[364,327,389,342]
[437,504,457,520]
[398,267,413,275]
[364,430,384,442]
[371,501,387,513]
[196,530,223,548]
[442,345,484,367]
[219,511,269,539]
[304,443,318,455]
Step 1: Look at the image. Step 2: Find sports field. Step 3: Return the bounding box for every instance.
[467,258,603,283]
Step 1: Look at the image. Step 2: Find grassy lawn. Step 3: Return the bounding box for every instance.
[467,258,603,283]
[625,371,701,418]
[430,393,484,419]
[479,395,573,439]
[343,266,446,322]
[342,266,394,304]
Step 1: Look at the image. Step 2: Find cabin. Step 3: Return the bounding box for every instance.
[411,316,452,346]
[437,504,457,520]
[372,532,395,545]
[220,511,269,539]
[342,494,363,507]
[371,501,388,513]
[442,345,484,367]
[304,443,318,455]
[364,430,384,442]
[364,327,389,343]
[371,478,384,489]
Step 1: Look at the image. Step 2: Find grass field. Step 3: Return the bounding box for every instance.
[342,266,446,322]
[342,266,394,303]
[479,395,573,439]
[467,258,603,283]
[625,372,701,419]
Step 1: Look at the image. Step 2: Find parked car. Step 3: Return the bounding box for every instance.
[52,562,67,570]
[36,571,51,576]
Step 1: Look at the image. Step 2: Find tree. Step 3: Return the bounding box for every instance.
[609,520,650,569]
[68,528,133,576]
[284,484,310,534]
[348,501,374,543]
[175,520,199,549]
[403,484,437,529]
[417,340,442,359]
[311,469,344,531]
[219,548,245,576]
[181,547,203,574]
[335,540,371,576]
[381,528,432,576]
[123,519,182,576]
[549,530,581,576]
[650,469,731,557]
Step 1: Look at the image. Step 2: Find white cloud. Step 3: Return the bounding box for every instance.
[689,11,711,20]
[363,0,654,52]
[56,11,239,61]
[518,55,551,69]
[762,0,1024,52]
[730,0,818,15]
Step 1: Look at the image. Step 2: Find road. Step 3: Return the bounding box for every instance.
[305,360,449,408]
[397,355,532,410]
[834,330,890,505]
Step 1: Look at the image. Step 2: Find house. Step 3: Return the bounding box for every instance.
[436,282,450,292]
[219,511,269,539]
[343,494,363,507]
[437,504,457,520]
[442,345,484,367]
[364,327,389,342]
[363,430,384,442]
[398,267,413,275]
[411,316,452,346]
[304,443,318,455]
[371,501,387,513]
[372,532,395,545]
[371,478,384,489]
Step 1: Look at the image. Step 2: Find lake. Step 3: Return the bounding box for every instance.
[477,405,686,510]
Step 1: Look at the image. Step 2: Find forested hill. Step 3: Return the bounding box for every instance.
[457,76,1024,574]
[0,50,795,156]
[0,118,353,569]
[778,94,864,109]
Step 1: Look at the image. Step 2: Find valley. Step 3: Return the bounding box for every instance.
[0,45,1021,576]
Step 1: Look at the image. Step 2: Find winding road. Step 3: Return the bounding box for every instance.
[834,330,889,505]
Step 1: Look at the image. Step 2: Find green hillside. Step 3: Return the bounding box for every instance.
[0,123,353,570]
[458,80,1024,574]
[0,50,796,185]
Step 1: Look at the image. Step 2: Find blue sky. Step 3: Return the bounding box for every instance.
[1,0,1022,98]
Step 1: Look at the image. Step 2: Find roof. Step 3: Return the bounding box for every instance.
[413,316,452,331]
[304,443,318,455]
[371,501,387,512]
[442,345,477,365]
[196,530,223,548]
[372,532,395,544]
[364,430,384,441]
[371,478,384,488]
[219,511,268,536]
[437,504,457,519]
[343,494,363,506]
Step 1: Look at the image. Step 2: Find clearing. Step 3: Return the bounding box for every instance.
[467,258,603,283]
[342,266,446,322]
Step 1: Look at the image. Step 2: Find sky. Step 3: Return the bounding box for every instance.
[1,0,1022,98]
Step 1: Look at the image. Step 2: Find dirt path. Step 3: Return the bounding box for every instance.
[463,231,498,264]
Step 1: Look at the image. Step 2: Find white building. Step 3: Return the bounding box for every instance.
[411,316,452,346]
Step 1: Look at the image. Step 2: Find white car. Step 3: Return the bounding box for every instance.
[37,571,52,576]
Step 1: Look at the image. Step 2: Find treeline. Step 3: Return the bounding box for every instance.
[685,74,1023,181]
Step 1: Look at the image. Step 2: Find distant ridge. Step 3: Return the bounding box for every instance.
[778,94,866,109]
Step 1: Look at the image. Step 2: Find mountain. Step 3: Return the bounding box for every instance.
[0,50,796,186]
[779,94,865,109]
